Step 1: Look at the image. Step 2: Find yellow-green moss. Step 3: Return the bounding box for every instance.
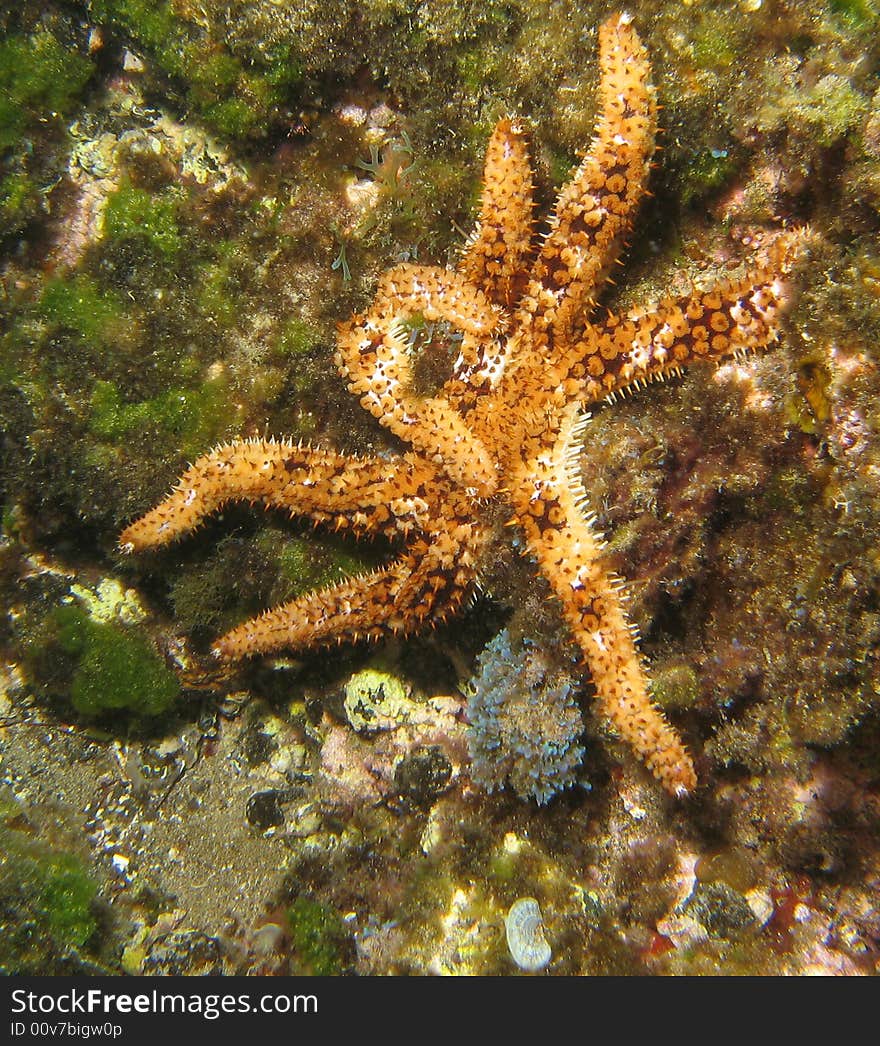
[0,805,98,968]
[0,29,93,151]
[276,318,322,358]
[47,605,179,718]
[651,663,701,711]
[276,535,375,600]
[690,19,739,71]
[828,0,879,29]
[760,74,869,148]
[89,375,231,458]
[286,897,348,976]
[88,0,301,140]
[0,172,38,231]
[102,182,183,258]
[195,260,240,329]
[39,275,124,346]
[680,149,738,206]
[798,360,833,424]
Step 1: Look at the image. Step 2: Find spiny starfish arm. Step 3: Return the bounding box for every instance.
[374,264,504,335]
[336,264,502,496]
[213,557,422,660]
[444,118,537,408]
[516,12,656,350]
[561,228,813,402]
[214,521,484,660]
[509,409,696,796]
[458,117,536,309]
[118,439,433,552]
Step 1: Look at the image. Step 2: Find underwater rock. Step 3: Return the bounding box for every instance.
[237,725,278,769]
[320,684,466,809]
[343,668,410,734]
[245,790,287,831]
[505,897,551,973]
[393,746,453,805]
[683,881,758,939]
[139,929,226,977]
[11,560,180,721]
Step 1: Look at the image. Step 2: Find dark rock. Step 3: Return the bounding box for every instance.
[394,746,452,805]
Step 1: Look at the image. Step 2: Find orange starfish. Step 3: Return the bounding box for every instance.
[120,12,809,796]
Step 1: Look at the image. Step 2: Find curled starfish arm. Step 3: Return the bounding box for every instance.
[442,330,512,412]
[562,229,813,400]
[336,265,501,495]
[517,12,657,350]
[509,412,696,796]
[118,439,434,552]
[373,264,504,335]
[214,521,484,660]
[458,117,535,309]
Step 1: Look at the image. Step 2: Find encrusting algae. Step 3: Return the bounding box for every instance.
[120,13,811,798]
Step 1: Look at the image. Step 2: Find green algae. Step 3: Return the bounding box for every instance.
[795,76,869,147]
[57,605,179,718]
[828,0,879,28]
[0,802,98,970]
[276,531,381,605]
[27,604,179,719]
[89,0,185,65]
[39,276,125,346]
[651,663,700,711]
[195,253,244,329]
[166,526,377,640]
[168,553,234,635]
[0,24,94,240]
[690,26,737,71]
[88,0,302,140]
[679,148,739,207]
[488,851,517,883]
[276,318,322,358]
[103,182,183,258]
[758,72,869,148]
[0,844,98,958]
[0,29,93,152]
[205,97,256,140]
[35,855,99,949]
[456,46,504,95]
[89,375,231,459]
[0,172,38,230]
[286,896,347,975]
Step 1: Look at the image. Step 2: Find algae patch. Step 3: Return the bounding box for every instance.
[0,794,99,971]
[21,597,179,721]
[286,896,349,976]
[54,606,178,718]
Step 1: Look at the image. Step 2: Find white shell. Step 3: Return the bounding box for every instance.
[505,897,551,972]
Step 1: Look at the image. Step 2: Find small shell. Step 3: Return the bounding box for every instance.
[505,897,551,972]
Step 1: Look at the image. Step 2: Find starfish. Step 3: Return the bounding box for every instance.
[120,12,809,797]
